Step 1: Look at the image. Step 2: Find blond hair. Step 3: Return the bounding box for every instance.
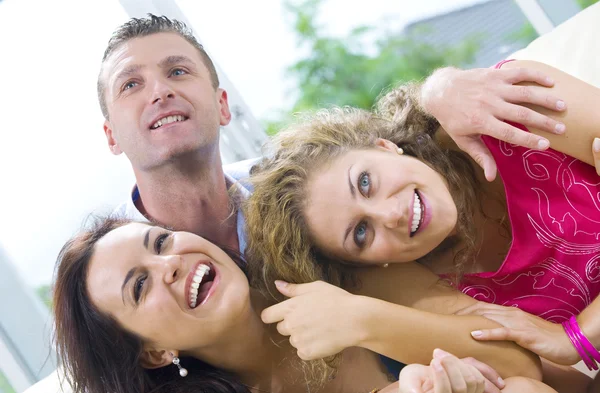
[243,83,484,380]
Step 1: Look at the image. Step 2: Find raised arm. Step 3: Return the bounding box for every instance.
[412,65,567,181]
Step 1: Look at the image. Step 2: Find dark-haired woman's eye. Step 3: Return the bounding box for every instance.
[354,221,368,248]
[358,171,371,197]
[154,233,169,254]
[134,274,147,303]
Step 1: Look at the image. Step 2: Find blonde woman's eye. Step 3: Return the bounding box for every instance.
[354,222,368,248]
[358,171,370,197]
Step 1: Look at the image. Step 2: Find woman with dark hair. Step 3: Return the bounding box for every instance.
[53,216,558,393]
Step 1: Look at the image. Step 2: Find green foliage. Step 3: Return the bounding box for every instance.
[0,370,16,393]
[509,22,538,47]
[577,0,600,9]
[265,0,479,134]
[36,284,52,309]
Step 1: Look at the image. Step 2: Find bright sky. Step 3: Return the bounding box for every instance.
[0,0,483,288]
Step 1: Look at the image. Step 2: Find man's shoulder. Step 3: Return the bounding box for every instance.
[224,157,261,193]
[223,157,260,181]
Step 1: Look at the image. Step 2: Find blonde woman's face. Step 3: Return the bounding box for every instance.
[305,139,458,265]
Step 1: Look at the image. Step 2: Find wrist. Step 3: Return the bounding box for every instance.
[351,295,382,349]
[420,66,458,116]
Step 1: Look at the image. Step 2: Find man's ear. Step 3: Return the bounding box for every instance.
[139,348,176,370]
[104,120,123,155]
[375,138,399,152]
[217,88,232,127]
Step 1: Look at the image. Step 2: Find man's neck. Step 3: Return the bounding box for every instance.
[133,153,239,251]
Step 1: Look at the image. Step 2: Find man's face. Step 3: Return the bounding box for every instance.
[102,33,231,170]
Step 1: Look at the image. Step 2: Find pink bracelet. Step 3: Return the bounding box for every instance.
[569,316,600,363]
[562,318,597,370]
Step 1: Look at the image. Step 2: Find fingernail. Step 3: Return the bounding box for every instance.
[594,138,600,153]
[433,348,450,358]
[556,100,565,110]
[497,377,505,387]
[546,77,554,85]
[275,280,288,288]
[432,359,444,372]
[537,139,550,149]
[471,330,483,338]
[555,123,566,134]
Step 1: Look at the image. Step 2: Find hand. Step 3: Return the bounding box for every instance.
[455,302,579,365]
[421,66,567,181]
[399,349,503,393]
[593,137,600,176]
[261,280,365,360]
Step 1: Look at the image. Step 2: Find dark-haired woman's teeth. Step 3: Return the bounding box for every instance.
[190,264,210,308]
[411,192,422,235]
[151,115,186,129]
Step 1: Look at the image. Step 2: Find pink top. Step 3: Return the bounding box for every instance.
[453,59,600,322]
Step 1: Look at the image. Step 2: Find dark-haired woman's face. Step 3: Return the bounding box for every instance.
[305,139,457,265]
[86,223,251,356]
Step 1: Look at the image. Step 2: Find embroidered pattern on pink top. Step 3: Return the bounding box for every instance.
[455,126,600,323]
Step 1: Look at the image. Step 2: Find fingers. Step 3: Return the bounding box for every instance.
[499,100,566,136]
[504,83,566,112]
[593,138,600,176]
[503,67,555,88]
[460,357,504,391]
[274,280,327,298]
[432,359,452,393]
[470,327,514,342]
[457,137,497,182]
[261,301,288,324]
[434,350,485,393]
[485,119,550,151]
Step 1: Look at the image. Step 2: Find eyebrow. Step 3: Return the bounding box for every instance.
[143,227,152,249]
[113,64,144,87]
[158,55,195,70]
[343,165,356,251]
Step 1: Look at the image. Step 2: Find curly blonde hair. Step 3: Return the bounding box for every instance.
[244,83,484,303]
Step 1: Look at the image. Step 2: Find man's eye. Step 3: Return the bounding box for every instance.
[171,68,187,77]
[154,233,169,254]
[134,275,147,303]
[354,222,368,248]
[358,171,370,196]
[123,81,138,91]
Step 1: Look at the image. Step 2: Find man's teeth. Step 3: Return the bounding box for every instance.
[151,115,185,129]
[189,264,210,308]
[411,192,422,234]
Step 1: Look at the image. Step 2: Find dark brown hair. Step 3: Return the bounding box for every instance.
[97,14,220,119]
[53,216,250,393]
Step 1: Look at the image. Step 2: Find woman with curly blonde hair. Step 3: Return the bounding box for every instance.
[244,60,600,390]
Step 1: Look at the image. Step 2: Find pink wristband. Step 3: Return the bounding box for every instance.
[569,316,600,363]
[563,319,597,370]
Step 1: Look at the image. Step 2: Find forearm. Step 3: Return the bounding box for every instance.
[355,296,542,380]
[577,296,600,349]
[502,377,558,393]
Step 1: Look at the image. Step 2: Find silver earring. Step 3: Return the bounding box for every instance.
[383,263,389,268]
[396,147,404,155]
[172,355,188,377]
